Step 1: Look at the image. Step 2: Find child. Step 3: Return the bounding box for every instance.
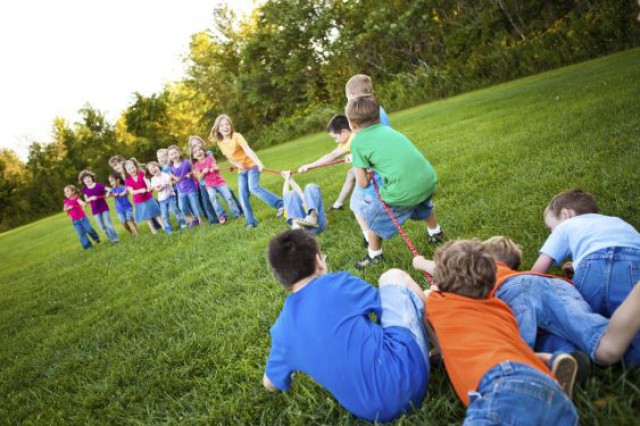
[187,136,220,224]
[190,138,242,224]
[347,96,442,269]
[63,185,101,249]
[147,161,186,233]
[123,159,164,234]
[483,236,640,366]
[297,115,353,211]
[345,74,391,126]
[157,149,187,225]
[531,189,640,317]
[78,170,119,243]
[414,240,578,424]
[263,229,429,422]
[280,171,326,234]
[107,172,139,237]
[167,145,204,227]
[210,114,284,228]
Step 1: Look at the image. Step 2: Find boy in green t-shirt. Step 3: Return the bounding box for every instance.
[348,95,443,269]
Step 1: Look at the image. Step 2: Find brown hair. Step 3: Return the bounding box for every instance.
[345,95,380,129]
[124,158,144,176]
[483,236,522,270]
[267,229,320,291]
[545,189,598,218]
[146,161,160,172]
[345,74,374,96]
[108,155,126,167]
[78,169,96,184]
[433,240,497,299]
[189,139,206,162]
[209,114,235,142]
[64,184,79,195]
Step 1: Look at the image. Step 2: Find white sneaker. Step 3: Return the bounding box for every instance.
[293,215,318,229]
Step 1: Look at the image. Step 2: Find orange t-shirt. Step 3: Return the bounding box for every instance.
[426,292,553,406]
[216,133,256,169]
[490,262,573,297]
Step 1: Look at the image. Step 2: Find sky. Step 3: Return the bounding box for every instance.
[0,0,259,160]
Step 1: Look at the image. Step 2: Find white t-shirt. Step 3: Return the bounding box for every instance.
[151,172,175,201]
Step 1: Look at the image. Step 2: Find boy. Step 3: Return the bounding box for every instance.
[484,236,640,366]
[414,240,578,424]
[347,95,442,269]
[263,230,429,422]
[297,115,353,210]
[280,171,326,233]
[531,189,640,317]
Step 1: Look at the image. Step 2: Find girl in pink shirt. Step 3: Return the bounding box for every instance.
[190,139,242,224]
[63,185,101,250]
[123,159,165,234]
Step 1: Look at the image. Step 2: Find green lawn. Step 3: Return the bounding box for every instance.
[1,49,639,425]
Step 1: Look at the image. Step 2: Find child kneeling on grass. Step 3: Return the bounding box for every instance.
[263,229,429,422]
[347,95,443,270]
[414,240,578,425]
[280,171,326,233]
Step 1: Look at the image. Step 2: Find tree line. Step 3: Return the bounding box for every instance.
[1,0,638,231]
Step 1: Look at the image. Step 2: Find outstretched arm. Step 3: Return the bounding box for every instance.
[298,146,347,173]
[531,254,554,273]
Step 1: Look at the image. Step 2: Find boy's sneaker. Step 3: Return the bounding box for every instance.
[276,207,285,218]
[570,350,591,386]
[219,216,227,224]
[293,215,318,229]
[428,229,445,245]
[246,223,258,229]
[551,353,578,398]
[355,253,383,270]
[330,204,343,211]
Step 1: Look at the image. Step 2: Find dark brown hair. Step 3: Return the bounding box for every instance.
[546,189,598,218]
[267,229,320,291]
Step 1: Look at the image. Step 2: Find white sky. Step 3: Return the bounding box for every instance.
[0,0,259,160]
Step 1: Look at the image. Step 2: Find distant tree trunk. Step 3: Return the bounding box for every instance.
[497,0,526,41]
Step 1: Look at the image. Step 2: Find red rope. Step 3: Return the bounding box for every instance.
[229,158,347,175]
[368,171,435,287]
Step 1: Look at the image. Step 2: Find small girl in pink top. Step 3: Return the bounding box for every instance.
[123,159,165,234]
[63,185,101,250]
[190,138,242,224]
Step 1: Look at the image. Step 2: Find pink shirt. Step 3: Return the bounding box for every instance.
[125,171,153,204]
[64,197,86,221]
[193,155,227,188]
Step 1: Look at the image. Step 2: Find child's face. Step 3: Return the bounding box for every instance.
[108,176,117,187]
[544,210,563,231]
[64,188,75,198]
[219,119,232,137]
[192,145,204,159]
[82,175,94,186]
[157,152,168,164]
[125,164,137,176]
[168,148,181,162]
[147,164,160,176]
[112,162,124,174]
[329,130,350,145]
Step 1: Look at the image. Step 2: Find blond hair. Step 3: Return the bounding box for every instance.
[346,74,374,96]
[78,169,96,184]
[189,139,206,162]
[483,236,522,270]
[124,158,144,176]
[146,161,160,171]
[433,240,497,299]
[345,95,380,129]
[64,184,79,195]
[209,114,235,142]
[188,135,206,147]
[108,155,126,167]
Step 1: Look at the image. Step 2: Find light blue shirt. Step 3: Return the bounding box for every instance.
[379,106,390,126]
[540,214,640,268]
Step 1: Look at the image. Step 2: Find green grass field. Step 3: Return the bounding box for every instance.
[1,49,639,425]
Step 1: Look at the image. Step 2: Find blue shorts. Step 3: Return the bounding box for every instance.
[360,192,433,240]
[379,284,429,363]
[116,208,134,224]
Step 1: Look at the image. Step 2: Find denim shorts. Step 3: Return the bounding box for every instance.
[116,209,134,224]
[379,284,429,363]
[360,193,433,240]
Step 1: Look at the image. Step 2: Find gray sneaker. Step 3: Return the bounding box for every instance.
[428,229,445,245]
[355,253,384,270]
[551,353,578,398]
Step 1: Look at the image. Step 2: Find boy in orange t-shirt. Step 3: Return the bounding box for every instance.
[413,240,578,425]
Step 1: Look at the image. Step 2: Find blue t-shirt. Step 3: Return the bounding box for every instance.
[379,106,390,126]
[265,272,427,422]
[540,213,640,269]
[110,185,133,213]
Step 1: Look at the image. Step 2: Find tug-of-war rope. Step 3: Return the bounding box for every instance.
[218,157,435,287]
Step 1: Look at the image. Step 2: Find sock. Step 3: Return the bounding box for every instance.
[368,248,383,258]
[428,225,442,236]
[332,202,342,209]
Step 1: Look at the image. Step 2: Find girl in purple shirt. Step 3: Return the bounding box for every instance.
[167,145,204,227]
[79,170,119,243]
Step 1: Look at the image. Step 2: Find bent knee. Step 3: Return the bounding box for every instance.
[379,268,413,287]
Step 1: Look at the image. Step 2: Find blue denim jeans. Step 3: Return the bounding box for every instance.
[159,197,187,232]
[237,167,284,226]
[283,184,327,234]
[198,184,219,224]
[93,211,119,242]
[206,184,242,219]
[495,275,608,362]
[463,362,578,425]
[573,247,640,318]
[178,190,203,220]
[72,217,101,249]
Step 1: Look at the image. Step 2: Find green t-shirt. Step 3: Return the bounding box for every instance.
[351,124,437,206]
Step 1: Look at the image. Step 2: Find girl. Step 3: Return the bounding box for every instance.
[147,161,186,232]
[79,170,119,243]
[168,145,204,227]
[63,185,101,250]
[123,159,164,234]
[187,137,220,225]
[209,115,284,228]
[190,137,242,224]
[108,172,139,237]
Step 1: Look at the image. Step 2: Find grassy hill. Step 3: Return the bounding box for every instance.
[1,48,639,425]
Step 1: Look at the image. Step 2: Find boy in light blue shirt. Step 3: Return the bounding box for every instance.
[532,189,640,318]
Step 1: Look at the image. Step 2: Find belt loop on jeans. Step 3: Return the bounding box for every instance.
[500,361,514,375]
